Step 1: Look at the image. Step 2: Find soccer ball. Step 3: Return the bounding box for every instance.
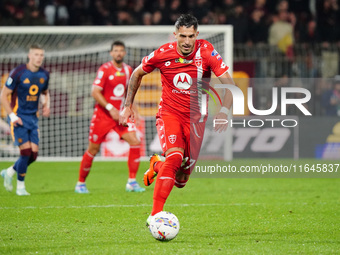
[148,211,180,241]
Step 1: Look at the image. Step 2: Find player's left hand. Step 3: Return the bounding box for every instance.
[42,107,50,117]
[109,108,120,121]
[133,110,141,126]
[213,112,228,133]
[119,107,133,127]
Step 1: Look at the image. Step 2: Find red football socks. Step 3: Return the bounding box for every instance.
[128,145,140,179]
[151,151,183,215]
[78,150,95,182]
[154,161,164,173]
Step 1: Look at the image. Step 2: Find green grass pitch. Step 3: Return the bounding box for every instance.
[0,159,339,254]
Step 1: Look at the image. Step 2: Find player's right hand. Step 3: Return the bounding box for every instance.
[42,106,50,117]
[119,107,133,127]
[132,109,141,126]
[109,108,120,121]
[12,117,23,127]
[213,112,228,133]
[9,113,23,127]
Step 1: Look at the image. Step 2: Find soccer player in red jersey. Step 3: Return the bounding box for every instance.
[75,41,145,193]
[119,14,234,224]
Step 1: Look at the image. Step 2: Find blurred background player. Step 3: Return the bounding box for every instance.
[322,75,340,116]
[119,14,235,224]
[75,41,145,194]
[0,44,50,196]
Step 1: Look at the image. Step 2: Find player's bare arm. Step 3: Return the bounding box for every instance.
[0,86,23,126]
[214,72,235,133]
[40,90,50,117]
[119,64,146,126]
[91,86,119,120]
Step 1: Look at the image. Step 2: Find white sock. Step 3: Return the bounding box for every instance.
[77,181,85,185]
[17,180,25,189]
[7,165,16,178]
[128,178,136,183]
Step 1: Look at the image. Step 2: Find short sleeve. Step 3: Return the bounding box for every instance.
[205,43,229,77]
[5,67,21,91]
[92,65,108,89]
[141,50,158,73]
[43,70,50,91]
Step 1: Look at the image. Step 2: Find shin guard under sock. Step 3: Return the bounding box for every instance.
[128,145,140,179]
[78,150,95,182]
[151,151,183,215]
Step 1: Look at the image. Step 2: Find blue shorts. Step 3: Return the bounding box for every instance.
[9,114,39,146]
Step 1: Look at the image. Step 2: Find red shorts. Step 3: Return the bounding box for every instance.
[156,113,205,174]
[89,111,136,144]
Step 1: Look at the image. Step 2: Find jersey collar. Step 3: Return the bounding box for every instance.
[111,61,123,70]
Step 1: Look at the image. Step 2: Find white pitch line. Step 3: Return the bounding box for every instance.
[0,203,262,210]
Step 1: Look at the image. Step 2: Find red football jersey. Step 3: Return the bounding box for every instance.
[142,39,229,123]
[92,61,132,115]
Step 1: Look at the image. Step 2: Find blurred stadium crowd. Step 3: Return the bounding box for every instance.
[1,0,340,45]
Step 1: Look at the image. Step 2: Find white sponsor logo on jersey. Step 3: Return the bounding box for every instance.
[94,79,101,85]
[165,61,171,66]
[113,84,125,97]
[221,62,226,69]
[173,73,192,90]
[109,75,114,80]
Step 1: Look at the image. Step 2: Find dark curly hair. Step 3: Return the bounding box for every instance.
[175,14,198,31]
